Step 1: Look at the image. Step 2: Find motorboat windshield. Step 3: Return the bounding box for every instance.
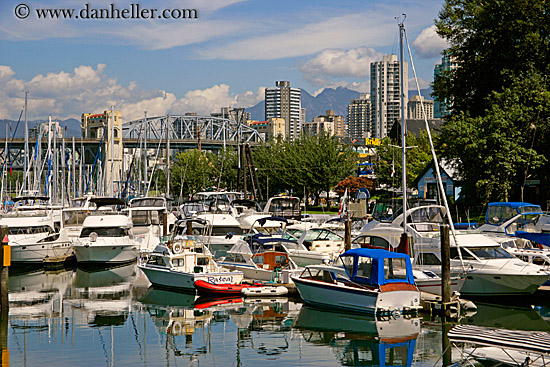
[450,246,514,260]
[485,202,543,226]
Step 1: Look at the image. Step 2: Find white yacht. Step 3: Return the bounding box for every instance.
[72,212,139,264]
[138,237,244,292]
[0,202,65,264]
[127,196,177,252]
[359,205,550,296]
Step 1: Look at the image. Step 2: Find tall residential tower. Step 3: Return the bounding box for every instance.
[265,81,302,140]
[370,55,408,139]
[347,93,372,139]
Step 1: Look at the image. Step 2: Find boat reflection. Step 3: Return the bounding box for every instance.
[294,306,420,367]
[459,302,550,331]
[67,263,136,326]
[8,267,72,320]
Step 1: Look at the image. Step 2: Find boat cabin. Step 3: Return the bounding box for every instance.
[335,248,416,288]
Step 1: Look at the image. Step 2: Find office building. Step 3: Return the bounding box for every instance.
[408,95,434,120]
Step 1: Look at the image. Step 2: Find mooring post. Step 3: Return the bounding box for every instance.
[440,224,451,314]
[344,215,351,251]
[0,225,10,366]
[163,212,168,237]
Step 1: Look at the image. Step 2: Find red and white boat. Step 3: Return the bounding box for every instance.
[194,279,262,296]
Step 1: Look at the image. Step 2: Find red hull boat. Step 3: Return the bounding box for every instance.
[194,279,262,296]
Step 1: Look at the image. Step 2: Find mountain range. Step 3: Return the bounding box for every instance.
[246,86,433,121]
[0,87,434,137]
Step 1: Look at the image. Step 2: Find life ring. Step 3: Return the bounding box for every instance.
[171,321,182,335]
[173,242,183,254]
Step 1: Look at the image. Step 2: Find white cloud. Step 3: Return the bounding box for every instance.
[412,25,448,59]
[197,12,393,60]
[0,64,265,121]
[300,48,384,79]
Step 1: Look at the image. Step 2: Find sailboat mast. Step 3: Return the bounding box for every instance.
[24,90,28,193]
[399,17,407,234]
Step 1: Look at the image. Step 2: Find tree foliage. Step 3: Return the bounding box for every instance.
[434,0,550,118]
[170,149,237,201]
[376,131,433,189]
[434,0,550,204]
[334,176,376,197]
[253,132,357,204]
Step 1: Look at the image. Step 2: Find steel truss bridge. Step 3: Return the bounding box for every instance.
[1,115,264,169]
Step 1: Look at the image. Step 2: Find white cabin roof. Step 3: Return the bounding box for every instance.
[82,214,132,228]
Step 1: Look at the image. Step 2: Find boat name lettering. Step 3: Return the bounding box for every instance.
[206,276,234,284]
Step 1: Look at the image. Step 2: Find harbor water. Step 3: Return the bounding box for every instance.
[3,262,550,367]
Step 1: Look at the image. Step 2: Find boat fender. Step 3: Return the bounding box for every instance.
[173,243,183,254]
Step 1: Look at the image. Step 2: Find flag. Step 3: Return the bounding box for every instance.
[391,159,395,178]
[338,188,348,217]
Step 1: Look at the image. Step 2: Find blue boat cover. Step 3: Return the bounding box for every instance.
[515,231,550,247]
[339,248,415,286]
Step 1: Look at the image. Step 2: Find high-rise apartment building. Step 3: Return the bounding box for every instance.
[408,95,434,120]
[347,93,371,139]
[265,81,302,140]
[370,55,408,139]
[434,54,457,119]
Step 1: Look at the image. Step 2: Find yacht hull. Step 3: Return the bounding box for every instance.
[10,242,73,263]
[138,265,244,291]
[73,243,138,264]
[292,276,420,315]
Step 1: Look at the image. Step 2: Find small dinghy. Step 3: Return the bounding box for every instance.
[194,279,262,296]
[241,285,288,297]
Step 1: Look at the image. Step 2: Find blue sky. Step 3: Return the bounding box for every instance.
[0,0,448,121]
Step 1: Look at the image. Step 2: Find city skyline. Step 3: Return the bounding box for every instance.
[0,0,448,122]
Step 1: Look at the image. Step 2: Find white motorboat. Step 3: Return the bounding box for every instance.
[359,205,550,296]
[416,231,550,296]
[72,212,139,264]
[217,237,303,283]
[127,196,177,252]
[137,237,244,292]
[0,202,62,264]
[291,248,421,315]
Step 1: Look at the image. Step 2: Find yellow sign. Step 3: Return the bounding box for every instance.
[3,245,10,267]
[365,138,380,146]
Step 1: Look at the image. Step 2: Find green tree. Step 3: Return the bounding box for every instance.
[434,0,550,118]
[376,131,433,189]
[253,132,357,205]
[170,149,217,200]
[440,73,550,202]
[434,0,550,204]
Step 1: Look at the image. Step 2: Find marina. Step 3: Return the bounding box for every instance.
[3,2,550,366]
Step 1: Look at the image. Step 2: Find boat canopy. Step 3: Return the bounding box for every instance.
[485,202,543,225]
[339,248,415,286]
[448,325,550,355]
[515,231,550,247]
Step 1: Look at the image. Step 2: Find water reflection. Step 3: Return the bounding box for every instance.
[294,306,420,367]
[69,264,135,327]
[4,264,550,367]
